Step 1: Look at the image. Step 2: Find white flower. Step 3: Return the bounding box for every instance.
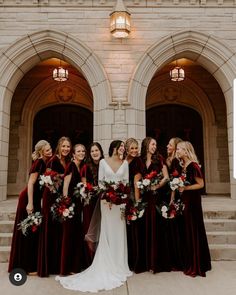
[69,206,74,211]
[161,205,168,212]
[138,209,144,218]
[162,212,168,218]
[131,215,137,221]
[77,182,84,188]
[143,179,151,186]
[63,209,69,217]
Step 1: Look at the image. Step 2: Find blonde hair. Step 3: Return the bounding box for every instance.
[32,140,50,161]
[125,138,139,152]
[177,141,199,164]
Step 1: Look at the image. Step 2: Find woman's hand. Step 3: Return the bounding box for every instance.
[150,184,160,191]
[26,203,34,214]
[178,186,185,193]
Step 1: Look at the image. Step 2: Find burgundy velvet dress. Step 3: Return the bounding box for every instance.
[60,161,86,275]
[166,157,185,271]
[180,162,211,277]
[141,157,172,273]
[37,155,66,277]
[8,158,46,273]
[80,163,99,265]
[126,157,147,273]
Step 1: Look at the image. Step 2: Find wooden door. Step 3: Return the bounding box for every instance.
[146,104,204,178]
[33,104,93,151]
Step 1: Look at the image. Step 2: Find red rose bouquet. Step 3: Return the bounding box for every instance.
[157,199,185,219]
[137,170,163,194]
[18,211,42,236]
[51,195,75,222]
[39,169,63,194]
[99,180,130,206]
[73,182,98,206]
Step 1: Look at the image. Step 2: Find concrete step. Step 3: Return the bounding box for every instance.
[0,233,12,246]
[0,246,10,263]
[204,219,236,232]
[209,244,236,260]
[207,231,236,244]
[0,221,14,233]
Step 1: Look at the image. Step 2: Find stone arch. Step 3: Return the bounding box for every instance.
[0,29,111,200]
[128,30,236,197]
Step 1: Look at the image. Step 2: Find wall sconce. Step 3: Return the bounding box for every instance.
[170,61,185,82]
[53,59,68,82]
[110,0,131,38]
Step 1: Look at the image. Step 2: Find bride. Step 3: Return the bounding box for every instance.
[56,140,132,292]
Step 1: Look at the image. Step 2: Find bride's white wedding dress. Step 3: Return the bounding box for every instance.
[56,158,132,292]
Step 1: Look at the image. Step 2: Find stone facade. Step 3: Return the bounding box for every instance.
[0,0,236,200]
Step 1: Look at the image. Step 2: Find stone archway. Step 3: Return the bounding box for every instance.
[0,29,112,200]
[127,30,236,198]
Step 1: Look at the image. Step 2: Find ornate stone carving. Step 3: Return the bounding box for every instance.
[55,85,75,102]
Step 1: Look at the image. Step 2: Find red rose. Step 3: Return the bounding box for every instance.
[31,225,38,232]
[172,170,179,177]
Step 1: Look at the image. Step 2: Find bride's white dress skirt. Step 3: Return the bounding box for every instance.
[56,202,132,292]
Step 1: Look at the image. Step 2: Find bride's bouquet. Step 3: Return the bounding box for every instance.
[99,180,130,206]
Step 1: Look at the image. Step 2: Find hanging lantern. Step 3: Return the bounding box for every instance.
[170,66,185,82]
[110,0,131,38]
[53,61,68,82]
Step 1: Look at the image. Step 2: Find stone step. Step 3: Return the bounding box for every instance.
[207,231,236,244]
[203,211,236,219]
[209,244,236,260]
[0,246,10,263]
[204,219,236,231]
[0,221,14,233]
[0,233,12,246]
[0,212,16,221]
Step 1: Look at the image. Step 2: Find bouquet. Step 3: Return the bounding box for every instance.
[169,170,190,191]
[136,170,163,194]
[39,169,63,194]
[125,200,147,224]
[99,180,130,206]
[74,182,98,206]
[18,211,42,236]
[51,195,75,222]
[157,199,185,219]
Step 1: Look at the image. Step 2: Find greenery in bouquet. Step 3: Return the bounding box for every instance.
[73,182,98,206]
[98,180,130,206]
[125,199,147,224]
[39,169,63,194]
[136,170,163,194]
[156,199,185,219]
[169,169,190,191]
[51,195,75,222]
[18,211,42,236]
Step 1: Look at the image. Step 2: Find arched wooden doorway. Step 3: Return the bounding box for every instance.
[146,104,204,173]
[33,104,93,151]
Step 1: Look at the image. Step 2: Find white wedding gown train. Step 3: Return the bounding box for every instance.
[56,159,132,292]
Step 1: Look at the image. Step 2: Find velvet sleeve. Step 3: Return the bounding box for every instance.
[29,158,45,175]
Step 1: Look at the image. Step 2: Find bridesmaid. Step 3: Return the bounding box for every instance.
[165,137,184,271]
[60,143,87,275]
[125,138,146,273]
[176,141,211,277]
[38,136,72,277]
[8,140,52,274]
[166,137,183,175]
[140,137,170,273]
[81,142,104,263]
